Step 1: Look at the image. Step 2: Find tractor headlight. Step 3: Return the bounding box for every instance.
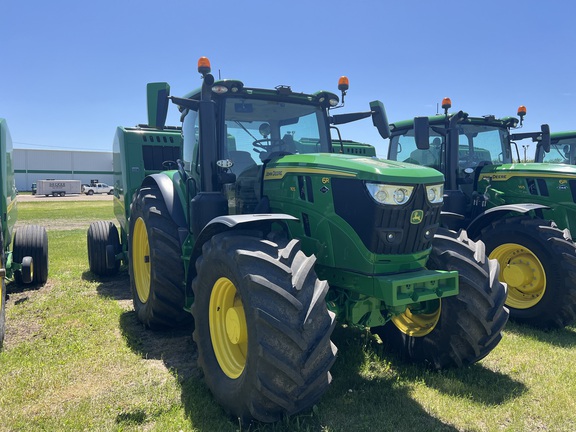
[425,184,444,204]
[366,183,414,205]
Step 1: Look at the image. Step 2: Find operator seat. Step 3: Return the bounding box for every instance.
[228,150,256,176]
[408,137,441,169]
[281,133,297,154]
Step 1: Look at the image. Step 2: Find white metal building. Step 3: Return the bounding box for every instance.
[14,149,113,192]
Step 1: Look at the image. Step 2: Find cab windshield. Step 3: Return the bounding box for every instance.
[390,123,512,171]
[457,124,512,166]
[223,97,330,165]
[543,140,576,164]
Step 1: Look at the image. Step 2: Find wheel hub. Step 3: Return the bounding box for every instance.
[392,301,441,337]
[502,260,533,287]
[225,306,247,345]
[489,243,546,309]
[132,217,151,303]
[210,277,248,379]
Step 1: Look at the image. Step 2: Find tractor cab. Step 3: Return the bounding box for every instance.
[179,87,336,215]
[536,131,576,164]
[388,99,551,227]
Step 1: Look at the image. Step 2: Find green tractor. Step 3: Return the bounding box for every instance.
[87,59,507,423]
[535,130,576,164]
[387,99,576,329]
[0,119,49,349]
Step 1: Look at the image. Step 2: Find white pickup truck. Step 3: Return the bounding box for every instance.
[82,182,114,195]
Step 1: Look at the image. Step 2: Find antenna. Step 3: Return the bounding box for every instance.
[218,69,221,80]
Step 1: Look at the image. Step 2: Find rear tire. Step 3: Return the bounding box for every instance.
[128,185,187,329]
[479,216,576,329]
[374,228,508,369]
[13,225,49,285]
[192,231,337,423]
[87,221,120,277]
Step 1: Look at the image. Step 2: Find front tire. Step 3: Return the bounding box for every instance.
[374,228,508,369]
[192,231,337,423]
[13,225,49,285]
[87,221,121,277]
[128,185,187,329]
[479,216,576,329]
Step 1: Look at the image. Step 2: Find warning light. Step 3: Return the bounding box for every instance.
[198,57,211,75]
[338,76,349,92]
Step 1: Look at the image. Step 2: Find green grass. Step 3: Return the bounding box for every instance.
[16,200,115,227]
[2,200,576,431]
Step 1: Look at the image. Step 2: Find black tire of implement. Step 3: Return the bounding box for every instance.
[192,231,337,423]
[128,185,188,329]
[374,228,509,369]
[87,220,121,277]
[13,224,49,285]
[479,216,576,329]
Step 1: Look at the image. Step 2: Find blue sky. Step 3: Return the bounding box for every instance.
[2,1,575,158]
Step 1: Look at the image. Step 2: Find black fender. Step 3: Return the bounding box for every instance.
[186,213,298,293]
[140,173,187,229]
[466,203,550,239]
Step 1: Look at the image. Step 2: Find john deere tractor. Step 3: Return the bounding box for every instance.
[387,99,576,329]
[87,59,507,423]
[535,130,576,164]
[0,119,49,349]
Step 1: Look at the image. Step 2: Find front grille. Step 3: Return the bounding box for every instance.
[332,178,440,255]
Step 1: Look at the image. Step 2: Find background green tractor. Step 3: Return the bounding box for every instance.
[535,130,576,164]
[0,119,49,350]
[87,59,507,423]
[387,99,576,329]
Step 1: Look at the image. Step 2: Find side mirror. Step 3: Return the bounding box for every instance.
[369,101,390,139]
[540,124,551,153]
[147,82,170,129]
[414,117,430,149]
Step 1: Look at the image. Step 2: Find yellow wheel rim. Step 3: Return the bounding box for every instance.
[209,277,248,379]
[392,301,441,337]
[489,243,546,309]
[132,217,151,303]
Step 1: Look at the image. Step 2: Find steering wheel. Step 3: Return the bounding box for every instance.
[252,138,285,149]
[162,160,178,170]
[253,138,272,149]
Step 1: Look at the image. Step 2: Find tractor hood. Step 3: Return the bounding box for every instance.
[264,153,445,185]
[479,162,576,181]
